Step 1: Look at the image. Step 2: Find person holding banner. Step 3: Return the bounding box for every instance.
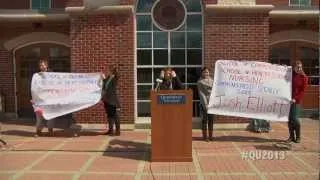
[197,67,214,141]
[101,65,121,136]
[287,61,308,143]
[157,67,182,90]
[32,58,55,137]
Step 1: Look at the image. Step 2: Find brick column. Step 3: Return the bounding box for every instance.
[70,13,135,124]
[0,47,15,113]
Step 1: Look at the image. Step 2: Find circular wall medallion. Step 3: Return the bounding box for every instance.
[151,0,187,31]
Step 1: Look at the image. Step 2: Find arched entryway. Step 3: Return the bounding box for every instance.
[14,43,70,118]
[270,41,319,113]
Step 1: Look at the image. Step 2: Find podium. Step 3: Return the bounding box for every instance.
[150,90,193,162]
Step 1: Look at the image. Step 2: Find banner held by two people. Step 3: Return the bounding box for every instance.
[208,60,292,122]
[31,72,103,120]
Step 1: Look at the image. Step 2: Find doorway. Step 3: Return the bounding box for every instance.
[15,43,70,118]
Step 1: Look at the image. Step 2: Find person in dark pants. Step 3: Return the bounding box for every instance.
[197,67,214,141]
[31,58,55,137]
[157,67,182,90]
[287,61,308,143]
[101,65,121,136]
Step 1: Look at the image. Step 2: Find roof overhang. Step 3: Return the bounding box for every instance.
[0,10,69,22]
[270,10,320,19]
[0,5,133,22]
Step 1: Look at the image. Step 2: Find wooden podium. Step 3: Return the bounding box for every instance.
[150,89,193,162]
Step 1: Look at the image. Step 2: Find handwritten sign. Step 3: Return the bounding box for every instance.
[157,95,186,104]
[31,72,103,120]
[208,60,292,121]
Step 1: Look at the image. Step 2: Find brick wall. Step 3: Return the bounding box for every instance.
[270,23,319,34]
[204,13,270,123]
[0,22,69,45]
[256,0,289,6]
[66,0,83,7]
[52,0,68,8]
[0,0,29,9]
[120,0,135,5]
[0,47,15,113]
[202,0,218,4]
[70,14,134,124]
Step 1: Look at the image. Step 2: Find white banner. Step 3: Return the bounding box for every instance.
[31,72,103,120]
[208,60,292,121]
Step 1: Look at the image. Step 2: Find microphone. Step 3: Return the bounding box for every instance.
[155,78,163,91]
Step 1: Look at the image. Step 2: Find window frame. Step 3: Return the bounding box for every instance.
[135,0,203,117]
[289,0,311,7]
[30,0,52,11]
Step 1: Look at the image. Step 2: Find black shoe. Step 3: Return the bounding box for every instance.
[48,128,54,137]
[105,130,113,136]
[294,138,301,143]
[202,135,207,141]
[285,137,295,143]
[35,130,42,137]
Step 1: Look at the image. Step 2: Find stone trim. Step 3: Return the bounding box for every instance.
[4,32,70,51]
[0,11,69,21]
[270,30,319,46]
[270,10,320,19]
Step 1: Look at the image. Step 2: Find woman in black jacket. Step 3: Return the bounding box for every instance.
[101,65,121,136]
[158,67,182,90]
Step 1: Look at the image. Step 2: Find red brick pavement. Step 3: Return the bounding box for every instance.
[0,119,319,180]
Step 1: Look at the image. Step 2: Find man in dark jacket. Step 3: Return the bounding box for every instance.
[287,61,308,143]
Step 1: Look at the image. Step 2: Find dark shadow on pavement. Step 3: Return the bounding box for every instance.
[103,139,150,161]
[193,135,283,143]
[254,143,291,151]
[0,119,35,127]
[0,116,75,129]
[1,129,82,138]
[1,130,35,137]
[192,137,204,141]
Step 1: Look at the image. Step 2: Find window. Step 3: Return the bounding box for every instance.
[31,0,51,11]
[136,0,203,117]
[270,48,291,66]
[289,0,311,6]
[300,47,319,85]
[270,46,319,86]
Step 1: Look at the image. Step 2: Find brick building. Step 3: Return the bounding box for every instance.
[0,0,319,127]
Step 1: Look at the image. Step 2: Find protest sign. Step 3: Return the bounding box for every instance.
[31,72,103,120]
[208,60,292,121]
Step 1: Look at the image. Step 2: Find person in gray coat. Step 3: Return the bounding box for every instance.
[197,67,214,141]
[101,65,121,136]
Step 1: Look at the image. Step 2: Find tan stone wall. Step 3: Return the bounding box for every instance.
[217,0,255,5]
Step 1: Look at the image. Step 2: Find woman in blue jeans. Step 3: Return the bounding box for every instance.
[287,61,308,143]
[197,67,214,141]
